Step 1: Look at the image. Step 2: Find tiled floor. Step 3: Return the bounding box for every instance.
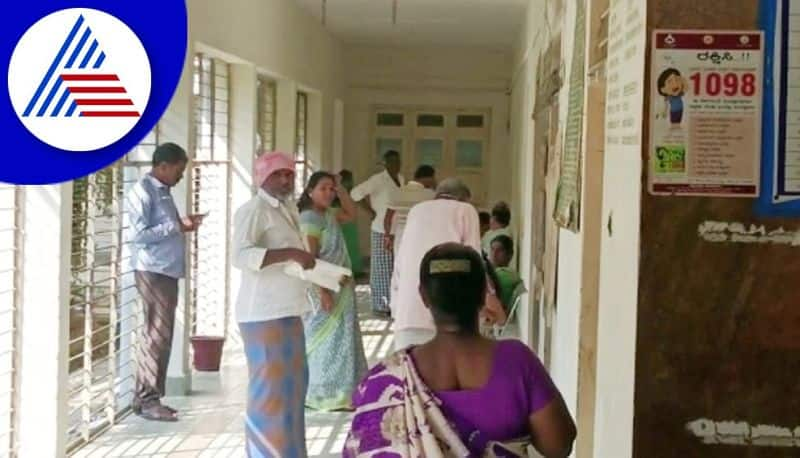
[71,285,521,458]
[73,286,394,458]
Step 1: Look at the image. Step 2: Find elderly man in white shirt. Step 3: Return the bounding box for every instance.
[350,150,405,316]
[390,178,506,350]
[231,151,316,458]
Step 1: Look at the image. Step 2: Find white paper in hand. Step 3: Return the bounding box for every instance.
[284,259,352,292]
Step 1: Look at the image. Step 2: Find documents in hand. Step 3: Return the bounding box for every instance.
[283,259,352,292]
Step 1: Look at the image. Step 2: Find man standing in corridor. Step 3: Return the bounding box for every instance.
[232,151,316,457]
[350,150,405,317]
[383,164,437,254]
[126,143,205,421]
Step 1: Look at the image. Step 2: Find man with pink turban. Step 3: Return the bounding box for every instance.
[232,151,317,457]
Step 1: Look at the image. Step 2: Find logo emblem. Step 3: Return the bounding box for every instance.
[8,8,151,152]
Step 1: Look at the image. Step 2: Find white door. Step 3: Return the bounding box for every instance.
[371,107,491,207]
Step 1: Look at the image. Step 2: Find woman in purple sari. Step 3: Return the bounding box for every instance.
[345,243,576,457]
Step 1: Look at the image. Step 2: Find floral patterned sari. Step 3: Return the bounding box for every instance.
[344,350,530,457]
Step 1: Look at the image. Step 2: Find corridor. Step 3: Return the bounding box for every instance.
[73,288,394,458]
[3,0,800,457]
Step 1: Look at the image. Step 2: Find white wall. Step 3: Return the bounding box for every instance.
[508,0,595,437]
[550,0,583,422]
[345,45,511,92]
[156,0,346,382]
[17,185,71,457]
[592,0,646,455]
[342,45,512,252]
[508,65,534,346]
[509,0,574,363]
[510,1,647,456]
[188,0,346,168]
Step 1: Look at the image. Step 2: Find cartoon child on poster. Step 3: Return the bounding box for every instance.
[657,68,687,127]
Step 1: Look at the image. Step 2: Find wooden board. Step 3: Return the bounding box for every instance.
[634,1,800,456]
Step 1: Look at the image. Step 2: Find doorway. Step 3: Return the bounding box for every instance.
[371,107,492,207]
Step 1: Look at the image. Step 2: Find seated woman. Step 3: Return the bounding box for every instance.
[489,235,523,311]
[345,243,576,457]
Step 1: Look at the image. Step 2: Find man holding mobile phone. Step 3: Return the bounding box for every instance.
[125,142,204,422]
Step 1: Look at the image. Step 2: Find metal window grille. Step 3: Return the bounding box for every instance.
[256,77,277,155]
[294,92,313,195]
[0,184,22,458]
[190,54,232,344]
[66,128,159,452]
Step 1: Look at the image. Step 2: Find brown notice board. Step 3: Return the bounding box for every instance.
[635,1,800,457]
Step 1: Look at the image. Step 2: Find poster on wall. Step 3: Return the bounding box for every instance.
[649,30,764,197]
[553,0,586,231]
[757,0,800,215]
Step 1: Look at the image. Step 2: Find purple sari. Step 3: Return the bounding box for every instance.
[344,341,556,457]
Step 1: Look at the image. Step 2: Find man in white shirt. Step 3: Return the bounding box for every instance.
[390,178,506,350]
[481,201,513,255]
[231,151,316,457]
[350,150,405,316]
[383,165,437,254]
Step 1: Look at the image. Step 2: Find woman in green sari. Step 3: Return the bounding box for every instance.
[298,171,368,411]
[336,170,363,276]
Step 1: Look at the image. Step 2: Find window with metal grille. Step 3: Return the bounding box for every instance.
[66,127,159,452]
[0,185,21,457]
[295,92,312,195]
[190,54,231,342]
[67,164,125,449]
[256,77,277,155]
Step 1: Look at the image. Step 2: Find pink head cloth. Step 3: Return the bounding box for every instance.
[254,151,295,187]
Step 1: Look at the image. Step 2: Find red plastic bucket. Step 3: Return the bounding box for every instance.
[190,336,225,371]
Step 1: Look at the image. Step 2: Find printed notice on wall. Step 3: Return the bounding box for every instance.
[606,0,645,147]
[554,0,586,232]
[649,30,763,197]
[774,0,800,200]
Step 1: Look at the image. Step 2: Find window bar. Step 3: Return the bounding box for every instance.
[80,173,98,443]
[190,54,231,341]
[7,186,22,456]
[104,165,121,426]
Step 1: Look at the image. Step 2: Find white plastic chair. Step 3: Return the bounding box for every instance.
[493,281,527,339]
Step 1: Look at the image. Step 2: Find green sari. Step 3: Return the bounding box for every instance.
[495,267,522,310]
[340,221,363,275]
[300,208,368,410]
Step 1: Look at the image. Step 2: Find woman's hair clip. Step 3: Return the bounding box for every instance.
[429,259,471,274]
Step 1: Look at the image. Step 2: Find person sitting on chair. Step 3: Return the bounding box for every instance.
[489,235,523,311]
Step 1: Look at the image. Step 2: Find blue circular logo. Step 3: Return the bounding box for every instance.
[2,1,187,184]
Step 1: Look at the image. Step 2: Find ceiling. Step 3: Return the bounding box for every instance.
[294,0,529,49]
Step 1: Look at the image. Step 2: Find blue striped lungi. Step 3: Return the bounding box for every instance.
[239,317,308,458]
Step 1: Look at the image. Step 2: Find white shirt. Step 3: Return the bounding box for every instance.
[351,170,405,234]
[387,181,435,250]
[390,199,482,331]
[232,189,311,323]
